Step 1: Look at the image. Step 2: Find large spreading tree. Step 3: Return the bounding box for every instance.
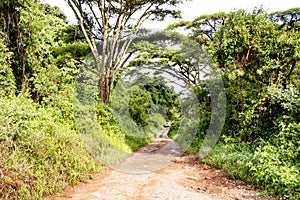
[66,0,186,104]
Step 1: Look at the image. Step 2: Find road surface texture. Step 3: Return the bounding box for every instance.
[44,138,277,200]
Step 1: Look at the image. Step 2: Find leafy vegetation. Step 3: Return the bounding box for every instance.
[66,0,185,104]
[110,79,180,151]
[0,95,100,200]
[0,0,299,199]
[169,8,300,199]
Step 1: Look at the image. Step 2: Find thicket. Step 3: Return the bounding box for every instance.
[111,79,181,150]
[1,1,300,199]
[0,1,160,199]
[0,95,100,199]
[0,2,99,199]
[176,8,300,199]
[0,2,182,198]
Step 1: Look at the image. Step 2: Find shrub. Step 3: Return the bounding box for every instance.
[249,122,300,199]
[202,137,254,181]
[0,95,100,200]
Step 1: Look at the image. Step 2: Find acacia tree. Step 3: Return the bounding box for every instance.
[167,12,227,45]
[128,31,208,85]
[164,8,300,142]
[66,0,185,104]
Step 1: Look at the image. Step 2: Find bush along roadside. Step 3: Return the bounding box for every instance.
[190,82,300,199]
[0,95,101,200]
[197,86,300,199]
[201,126,300,200]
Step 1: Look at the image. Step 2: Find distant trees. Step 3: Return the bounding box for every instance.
[166,8,300,142]
[166,9,300,198]
[167,12,227,45]
[128,31,210,85]
[0,2,299,198]
[66,0,185,104]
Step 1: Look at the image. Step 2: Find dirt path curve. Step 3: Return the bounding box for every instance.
[44,139,277,200]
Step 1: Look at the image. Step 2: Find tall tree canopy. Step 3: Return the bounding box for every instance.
[167,12,227,45]
[128,31,208,85]
[66,0,186,103]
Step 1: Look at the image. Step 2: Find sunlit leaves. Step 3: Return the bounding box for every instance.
[0,39,15,97]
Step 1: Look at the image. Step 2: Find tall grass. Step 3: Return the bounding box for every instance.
[0,96,100,199]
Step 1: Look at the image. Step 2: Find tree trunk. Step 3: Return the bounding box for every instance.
[99,77,106,103]
[99,75,113,104]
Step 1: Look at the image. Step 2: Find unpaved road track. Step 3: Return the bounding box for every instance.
[44,139,277,200]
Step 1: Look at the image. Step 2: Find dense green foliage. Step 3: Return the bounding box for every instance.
[0,1,165,199]
[0,38,15,96]
[129,87,154,126]
[110,79,180,151]
[172,8,300,199]
[130,82,181,139]
[0,95,100,199]
[0,2,100,199]
[1,0,299,199]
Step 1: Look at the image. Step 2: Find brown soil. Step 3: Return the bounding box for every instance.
[44,139,277,200]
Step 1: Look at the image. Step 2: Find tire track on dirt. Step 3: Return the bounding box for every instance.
[44,139,277,200]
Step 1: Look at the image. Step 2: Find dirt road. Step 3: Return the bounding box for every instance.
[44,139,277,200]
